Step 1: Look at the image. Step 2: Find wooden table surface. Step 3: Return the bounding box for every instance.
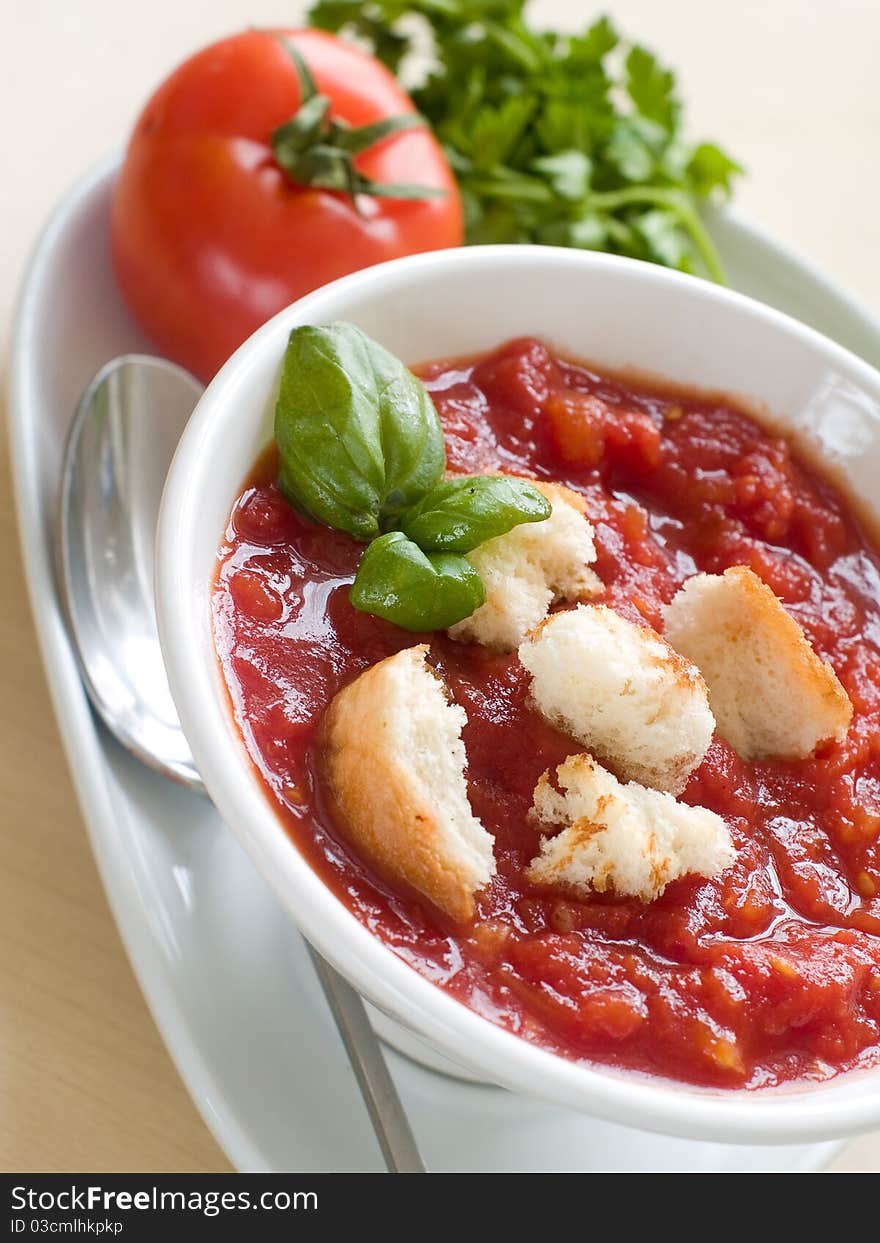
[1,0,878,1172]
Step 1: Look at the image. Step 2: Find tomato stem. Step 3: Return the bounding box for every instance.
[269,34,446,202]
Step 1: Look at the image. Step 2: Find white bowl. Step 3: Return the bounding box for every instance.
[156,244,880,1144]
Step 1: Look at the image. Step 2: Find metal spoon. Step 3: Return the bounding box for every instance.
[56,355,425,1174]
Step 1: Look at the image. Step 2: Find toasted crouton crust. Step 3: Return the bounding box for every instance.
[319,646,495,922]
[448,478,602,652]
[663,565,853,761]
[518,604,715,793]
[528,754,734,902]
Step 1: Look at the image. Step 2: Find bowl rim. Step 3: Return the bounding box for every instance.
[156,243,880,1144]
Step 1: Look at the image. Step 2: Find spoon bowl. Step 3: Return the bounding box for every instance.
[58,355,205,790]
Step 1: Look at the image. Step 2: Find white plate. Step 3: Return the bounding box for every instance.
[10,156,879,1173]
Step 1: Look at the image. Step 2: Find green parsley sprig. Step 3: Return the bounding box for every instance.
[308,1,742,281]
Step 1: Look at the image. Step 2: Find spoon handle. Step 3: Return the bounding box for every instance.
[306,945,426,1173]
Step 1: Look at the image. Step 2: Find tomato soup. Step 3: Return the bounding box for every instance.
[213,337,880,1089]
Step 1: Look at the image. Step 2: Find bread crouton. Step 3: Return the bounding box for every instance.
[528,754,734,902]
[518,604,715,794]
[447,479,601,652]
[319,645,495,922]
[663,565,852,761]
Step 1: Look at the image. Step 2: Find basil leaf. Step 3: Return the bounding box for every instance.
[399,475,551,553]
[350,531,485,631]
[274,322,445,541]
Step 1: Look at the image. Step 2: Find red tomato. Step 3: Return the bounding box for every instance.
[111,29,463,380]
